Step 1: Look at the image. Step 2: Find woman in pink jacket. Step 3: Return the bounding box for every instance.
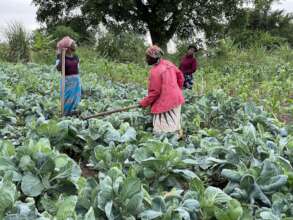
[139,45,185,135]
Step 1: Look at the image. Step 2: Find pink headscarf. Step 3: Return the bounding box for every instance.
[146,45,164,59]
[57,36,75,53]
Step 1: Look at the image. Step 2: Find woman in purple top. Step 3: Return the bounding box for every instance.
[56,37,81,115]
[179,45,198,89]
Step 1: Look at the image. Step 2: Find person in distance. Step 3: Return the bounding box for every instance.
[179,45,198,89]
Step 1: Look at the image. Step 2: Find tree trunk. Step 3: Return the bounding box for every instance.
[149,29,168,51]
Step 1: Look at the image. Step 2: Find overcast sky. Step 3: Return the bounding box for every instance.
[0,0,293,33]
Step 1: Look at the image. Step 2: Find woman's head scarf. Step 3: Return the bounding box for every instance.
[146,45,164,59]
[57,36,75,53]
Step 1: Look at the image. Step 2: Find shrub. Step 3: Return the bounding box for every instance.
[96,32,146,65]
[232,30,286,50]
[0,43,9,62]
[5,22,31,63]
[31,31,55,64]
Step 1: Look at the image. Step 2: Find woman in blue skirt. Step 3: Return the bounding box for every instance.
[56,37,81,116]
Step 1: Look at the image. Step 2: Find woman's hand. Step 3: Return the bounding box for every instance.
[138,100,143,108]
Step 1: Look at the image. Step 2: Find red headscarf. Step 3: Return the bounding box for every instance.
[56,36,75,54]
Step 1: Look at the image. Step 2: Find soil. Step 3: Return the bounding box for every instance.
[80,162,97,178]
[279,114,293,124]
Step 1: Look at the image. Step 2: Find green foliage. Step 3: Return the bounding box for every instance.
[54,16,96,45]
[96,167,144,219]
[4,22,30,63]
[96,32,146,64]
[31,30,55,64]
[0,178,18,219]
[50,25,80,43]
[232,30,286,49]
[195,42,293,116]
[200,186,243,220]
[32,0,248,48]
[56,195,78,220]
[228,2,293,47]
[139,189,200,219]
[0,51,292,219]
[0,43,9,62]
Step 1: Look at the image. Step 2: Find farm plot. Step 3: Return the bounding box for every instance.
[0,63,293,220]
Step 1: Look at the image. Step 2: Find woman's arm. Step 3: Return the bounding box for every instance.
[139,71,162,108]
[176,69,184,89]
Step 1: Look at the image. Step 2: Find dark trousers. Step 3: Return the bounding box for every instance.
[183,73,193,89]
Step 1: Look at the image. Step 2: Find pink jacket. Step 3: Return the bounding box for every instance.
[139,59,185,113]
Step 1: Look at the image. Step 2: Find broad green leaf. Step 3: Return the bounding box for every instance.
[221,169,242,182]
[37,120,63,138]
[38,155,55,175]
[214,199,243,220]
[30,138,52,155]
[19,155,35,172]
[21,173,44,197]
[182,199,200,211]
[260,175,287,192]
[120,127,137,142]
[133,147,150,162]
[56,196,78,220]
[105,201,113,220]
[0,140,15,157]
[53,156,81,182]
[172,169,199,181]
[40,195,58,215]
[104,127,121,143]
[0,157,16,171]
[125,191,144,214]
[243,123,257,143]
[259,211,279,220]
[176,207,191,220]
[240,175,255,193]
[204,186,231,206]
[190,178,205,198]
[0,179,17,218]
[4,199,39,220]
[113,176,124,194]
[152,196,166,212]
[97,176,113,210]
[139,210,163,220]
[108,166,124,181]
[55,154,69,168]
[120,177,141,201]
[84,207,95,220]
[54,180,78,195]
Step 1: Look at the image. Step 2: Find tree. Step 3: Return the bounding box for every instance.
[32,0,247,49]
[227,0,293,47]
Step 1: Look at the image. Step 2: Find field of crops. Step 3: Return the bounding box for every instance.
[78,47,293,121]
[0,62,293,220]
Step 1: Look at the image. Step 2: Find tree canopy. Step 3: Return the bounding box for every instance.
[228,0,293,47]
[32,0,248,48]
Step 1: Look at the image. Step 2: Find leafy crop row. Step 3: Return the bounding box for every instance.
[0,63,292,219]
